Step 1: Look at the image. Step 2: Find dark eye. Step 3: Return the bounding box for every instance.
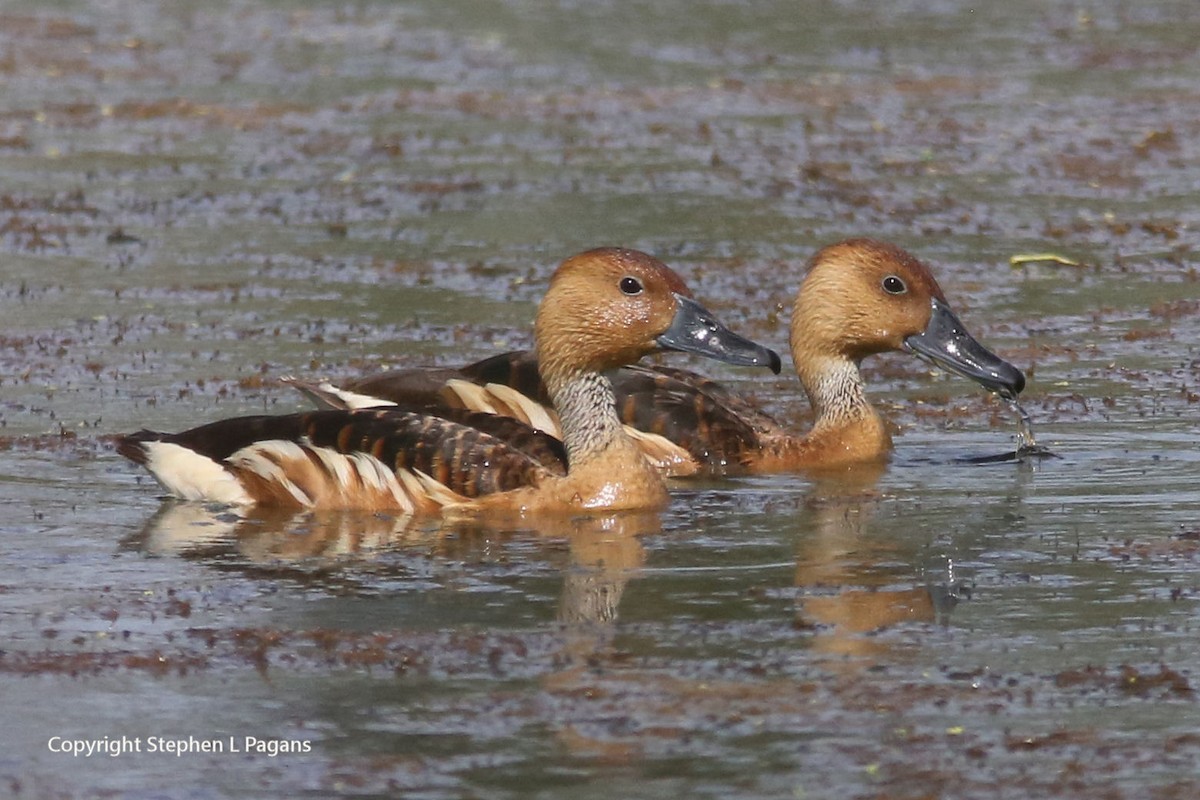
[619,276,644,295]
[882,275,907,295]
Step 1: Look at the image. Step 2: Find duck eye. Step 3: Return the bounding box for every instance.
[882,275,907,295]
[619,276,644,295]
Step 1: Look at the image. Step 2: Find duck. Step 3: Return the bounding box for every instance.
[286,238,1025,474]
[117,247,781,515]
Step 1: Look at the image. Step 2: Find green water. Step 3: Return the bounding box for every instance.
[3,1,1200,797]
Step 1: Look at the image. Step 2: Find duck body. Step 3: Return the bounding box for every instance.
[118,408,565,513]
[119,248,780,514]
[290,239,1025,475]
[288,353,770,474]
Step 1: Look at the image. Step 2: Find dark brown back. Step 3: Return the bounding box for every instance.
[325,350,783,472]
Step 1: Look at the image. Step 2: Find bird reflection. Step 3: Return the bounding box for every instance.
[792,464,962,666]
[123,500,655,638]
[124,460,964,674]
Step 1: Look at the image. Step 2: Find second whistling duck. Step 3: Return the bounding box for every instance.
[288,239,1025,474]
[117,248,780,515]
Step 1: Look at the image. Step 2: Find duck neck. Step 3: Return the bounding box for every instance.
[775,348,891,467]
[780,282,891,467]
[789,295,878,432]
[796,354,874,431]
[545,368,631,468]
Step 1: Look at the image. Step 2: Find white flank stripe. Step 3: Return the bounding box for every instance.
[230,442,315,507]
[349,451,416,514]
[485,383,560,436]
[443,379,498,414]
[623,427,696,473]
[394,469,427,510]
[411,469,467,508]
[322,384,396,411]
[307,441,356,489]
[281,376,396,411]
[141,442,253,505]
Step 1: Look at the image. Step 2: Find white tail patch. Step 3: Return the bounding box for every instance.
[139,442,255,505]
[623,427,699,477]
[281,376,397,411]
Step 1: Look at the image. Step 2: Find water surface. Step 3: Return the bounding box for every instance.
[2,1,1200,798]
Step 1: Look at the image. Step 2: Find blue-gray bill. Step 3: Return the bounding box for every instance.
[904,298,1025,399]
[658,294,782,373]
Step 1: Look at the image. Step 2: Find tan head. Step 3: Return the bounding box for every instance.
[790,238,1025,398]
[790,238,947,362]
[535,247,780,382]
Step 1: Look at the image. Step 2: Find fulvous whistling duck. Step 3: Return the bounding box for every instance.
[118,248,780,515]
[287,239,1024,474]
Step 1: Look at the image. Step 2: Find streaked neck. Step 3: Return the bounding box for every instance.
[546,369,629,467]
[798,355,874,430]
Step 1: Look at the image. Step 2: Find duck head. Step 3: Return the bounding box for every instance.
[790,238,1025,399]
[536,247,781,377]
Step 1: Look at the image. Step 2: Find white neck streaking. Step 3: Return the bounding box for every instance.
[802,357,872,431]
[548,370,627,467]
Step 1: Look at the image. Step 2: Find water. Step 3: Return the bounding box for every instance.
[960,398,1051,463]
[1008,398,1038,451]
[3,1,1200,797]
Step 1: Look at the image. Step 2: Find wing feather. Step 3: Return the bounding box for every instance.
[117,408,560,510]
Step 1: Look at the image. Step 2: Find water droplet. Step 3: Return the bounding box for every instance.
[1005,397,1037,450]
